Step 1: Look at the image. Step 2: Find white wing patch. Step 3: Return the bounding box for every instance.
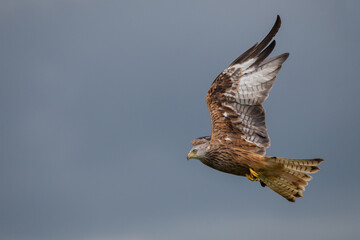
[224,55,286,106]
[237,58,256,70]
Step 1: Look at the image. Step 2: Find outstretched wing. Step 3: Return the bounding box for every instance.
[206,15,289,155]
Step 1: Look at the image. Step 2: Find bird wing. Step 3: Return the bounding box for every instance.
[206,15,289,155]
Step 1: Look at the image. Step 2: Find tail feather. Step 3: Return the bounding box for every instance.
[261,177,300,202]
[278,170,308,187]
[271,157,322,173]
[259,157,323,202]
[270,175,304,191]
[283,164,320,173]
[284,169,312,181]
[271,157,323,166]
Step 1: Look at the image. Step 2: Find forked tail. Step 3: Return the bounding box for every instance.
[259,157,323,202]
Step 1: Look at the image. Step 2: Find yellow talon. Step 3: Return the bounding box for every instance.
[245,174,254,181]
[249,168,259,178]
[246,168,259,181]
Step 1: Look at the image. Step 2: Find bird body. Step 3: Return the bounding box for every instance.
[187,16,323,202]
[201,142,265,176]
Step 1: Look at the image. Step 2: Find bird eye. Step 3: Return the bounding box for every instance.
[192,149,198,154]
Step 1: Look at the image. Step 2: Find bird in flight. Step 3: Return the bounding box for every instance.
[187,15,323,202]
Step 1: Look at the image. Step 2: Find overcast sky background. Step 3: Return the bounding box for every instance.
[1,1,360,239]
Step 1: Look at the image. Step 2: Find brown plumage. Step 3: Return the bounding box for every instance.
[187,15,323,202]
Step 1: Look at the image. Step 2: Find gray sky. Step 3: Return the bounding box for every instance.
[1,0,360,239]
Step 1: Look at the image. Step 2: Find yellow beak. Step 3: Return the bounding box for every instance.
[187,152,195,160]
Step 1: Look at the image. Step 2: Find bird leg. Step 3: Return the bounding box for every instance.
[246,168,259,181]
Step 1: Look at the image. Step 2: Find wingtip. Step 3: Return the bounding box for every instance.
[229,15,284,67]
[279,52,290,61]
[275,15,281,28]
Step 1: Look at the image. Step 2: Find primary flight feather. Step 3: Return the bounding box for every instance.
[187,15,323,202]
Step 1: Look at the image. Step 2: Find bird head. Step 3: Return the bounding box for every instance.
[187,142,209,160]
